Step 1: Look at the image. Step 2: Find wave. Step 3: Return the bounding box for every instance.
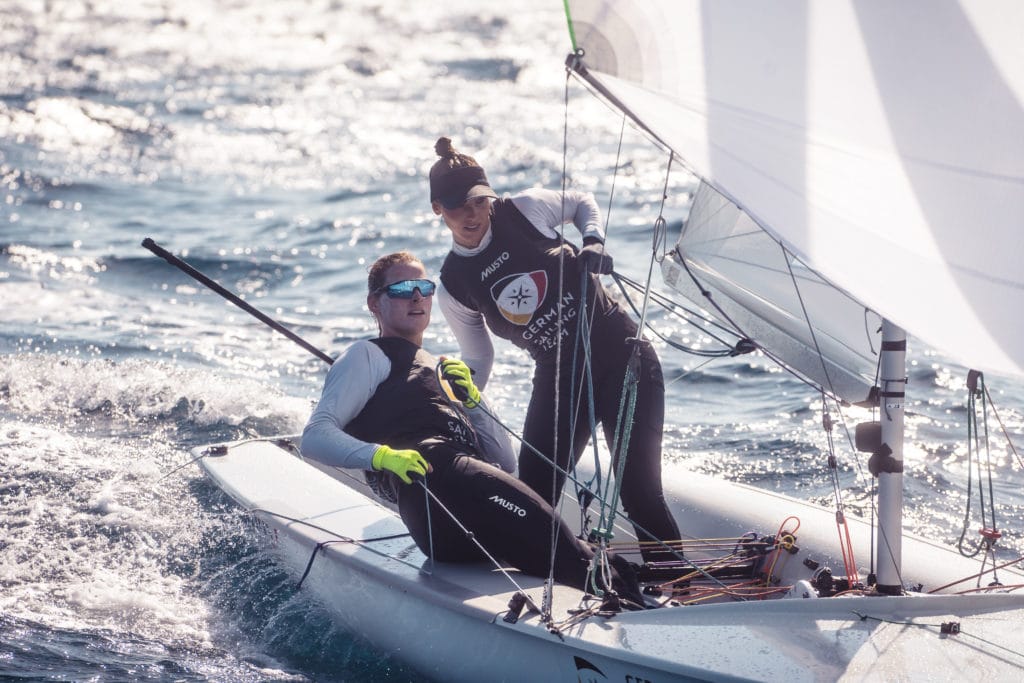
[0,354,309,443]
[0,420,422,682]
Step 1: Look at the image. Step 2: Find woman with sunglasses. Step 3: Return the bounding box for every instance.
[300,251,642,602]
[428,137,680,563]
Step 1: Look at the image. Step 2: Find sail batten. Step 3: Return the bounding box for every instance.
[567,0,1024,378]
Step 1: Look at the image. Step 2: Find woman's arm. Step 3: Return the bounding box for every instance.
[437,282,495,390]
[510,187,605,243]
[300,341,389,470]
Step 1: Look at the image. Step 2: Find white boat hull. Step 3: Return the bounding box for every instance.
[196,438,1024,681]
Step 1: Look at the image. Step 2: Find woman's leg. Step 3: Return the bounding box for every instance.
[597,338,681,562]
[398,473,485,563]
[517,363,593,507]
[407,450,643,602]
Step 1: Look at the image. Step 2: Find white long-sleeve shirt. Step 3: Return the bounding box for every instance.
[437,187,605,390]
[300,339,516,473]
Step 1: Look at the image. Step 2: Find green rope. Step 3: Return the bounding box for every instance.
[563,0,578,52]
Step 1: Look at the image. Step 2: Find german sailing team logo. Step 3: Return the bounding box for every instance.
[491,271,547,325]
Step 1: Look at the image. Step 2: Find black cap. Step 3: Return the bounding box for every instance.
[430,164,498,209]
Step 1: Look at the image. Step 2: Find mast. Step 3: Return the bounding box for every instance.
[876,320,906,593]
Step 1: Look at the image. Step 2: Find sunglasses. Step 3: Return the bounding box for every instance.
[376,278,436,299]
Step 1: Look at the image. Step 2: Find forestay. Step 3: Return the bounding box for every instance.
[564,0,1024,379]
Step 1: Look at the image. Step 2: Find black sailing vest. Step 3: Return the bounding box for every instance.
[345,337,479,502]
[440,198,614,364]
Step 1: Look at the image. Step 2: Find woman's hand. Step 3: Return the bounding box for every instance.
[579,237,614,274]
[372,445,431,484]
[440,358,481,408]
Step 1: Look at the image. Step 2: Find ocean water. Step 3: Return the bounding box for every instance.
[2,1,1023,681]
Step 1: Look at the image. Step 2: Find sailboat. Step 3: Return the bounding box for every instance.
[183,1,1024,680]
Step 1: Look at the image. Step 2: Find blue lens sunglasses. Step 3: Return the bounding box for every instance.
[376,278,436,299]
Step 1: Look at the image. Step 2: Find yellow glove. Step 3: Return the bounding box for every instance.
[440,358,481,408]
[372,445,429,484]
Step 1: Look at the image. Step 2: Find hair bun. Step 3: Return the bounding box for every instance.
[434,136,455,159]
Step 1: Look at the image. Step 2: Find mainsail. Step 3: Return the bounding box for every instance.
[565,0,1024,379]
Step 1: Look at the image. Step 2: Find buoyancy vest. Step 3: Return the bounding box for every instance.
[440,198,614,364]
[345,337,478,501]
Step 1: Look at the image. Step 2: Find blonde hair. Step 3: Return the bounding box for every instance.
[367,251,422,294]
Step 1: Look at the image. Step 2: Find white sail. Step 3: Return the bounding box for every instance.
[566,0,1024,378]
[663,181,882,403]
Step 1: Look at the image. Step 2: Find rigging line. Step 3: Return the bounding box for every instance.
[598,155,675,479]
[565,117,623,536]
[587,151,676,588]
[863,309,879,355]
[960,384,984,558]
[462,374,734,589]
[556,69,630,610]
[159,449,216,482]
[546,65,573,618]
[568,273,604,537]
[167,435,302,481]
[960,374,1002,572]
[851,612,1024,661]
[244,507,418,576]
[413,479,551,629]
[673,253,845,402]
[563,64,703,191]
[564,63,795,260]
[604,115,627,237]
[780,247,840,411]
[610,274,741,348]
[979,376,999,540]
[634,152,674,337]
[609,274,736,356]
[663,356,721,389]
[423,474,436,575]
[955,584,1024,595]
[559,105,622,472]
[820,396,859,582]
[983,383,1024,471]
[779,246,860,452]
[613,271,731,335]
[565,111,627,516]
[780,247,867,489]
[979,379,997,547]
[593,355,638,544]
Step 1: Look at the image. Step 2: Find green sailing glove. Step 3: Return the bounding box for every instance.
[372,445,429,484]
[440,358,481,408]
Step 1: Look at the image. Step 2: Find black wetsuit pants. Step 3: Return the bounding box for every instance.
[397,446,604,594]
[517,315,681,562]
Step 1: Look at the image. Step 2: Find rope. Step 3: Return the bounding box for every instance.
[568,272,603,537]
[241,507,416,585]
[852,611,1024,661]
[413,479,551,626]
[214,443,554,625]
[469,393,730,587]
[543,64,574,619]
[958,372,1002,587]
[610,272,741,356]
[928,555,1024,594]
[984,383,1023,471]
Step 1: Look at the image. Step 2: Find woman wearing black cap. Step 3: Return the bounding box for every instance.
[429,137,680,562]
[301,250,643,602]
